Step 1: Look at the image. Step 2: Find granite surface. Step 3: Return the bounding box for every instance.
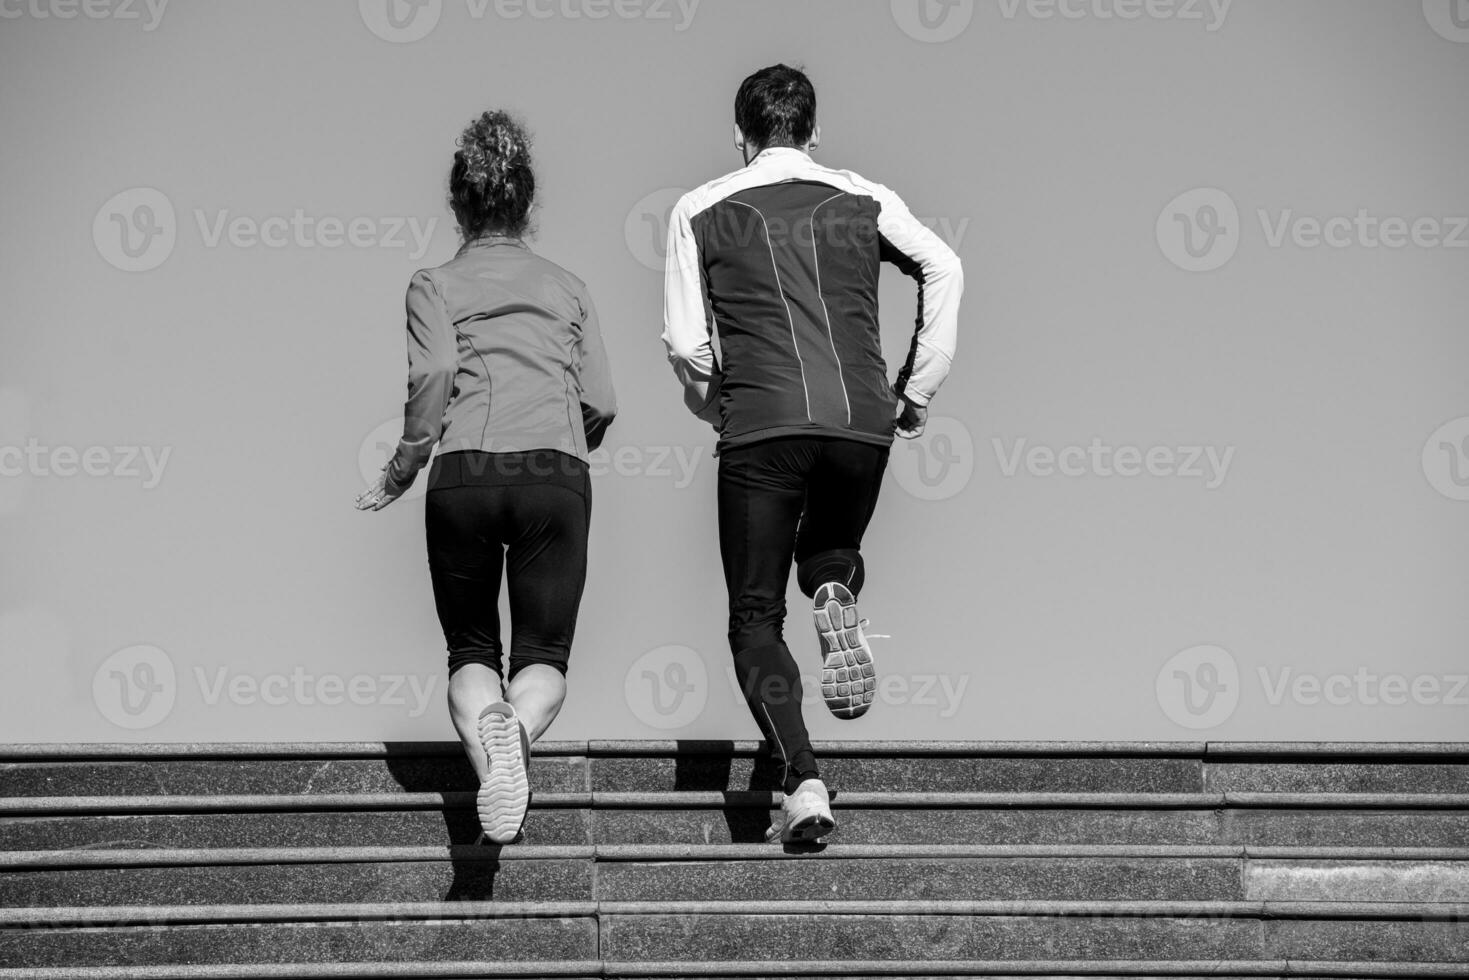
[589,756,1204,794]
[0,756,588,796]
[0,916,597,968]
[1204,762,1469,794]
[0,858,593,907]
[599,912,1263,961]
[595,856,1243,903]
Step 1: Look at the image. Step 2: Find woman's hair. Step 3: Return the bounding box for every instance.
[449,110,535,240]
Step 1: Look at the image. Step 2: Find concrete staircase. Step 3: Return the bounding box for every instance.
[1,740,1466,977]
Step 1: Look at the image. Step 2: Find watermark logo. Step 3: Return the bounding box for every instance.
[1423,416,1469,501]
[589,443,706,489]
[0,0,169,29]
[1259,666,1468,708]
[891,0,974,42]
[93,644,176,730]
[889,415,975,501]
[624,644,707,729]
[625,187,687,272]
[94,188,439,272]
[1157,187,1240,272]
[194,667,438,717]
[996,0,1232,31]
[359,0,442,42]
[1423,0,1469,42]
[1155,643,1238,729]
[93,187,176,273]
[993,437,1234,489]
[0,439,173,489]
[357,418,430,503]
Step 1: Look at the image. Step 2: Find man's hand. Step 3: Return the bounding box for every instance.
[355,467,404,512]
[894,393,928,440]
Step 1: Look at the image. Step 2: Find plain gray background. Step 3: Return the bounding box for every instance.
[1,0,1466,743]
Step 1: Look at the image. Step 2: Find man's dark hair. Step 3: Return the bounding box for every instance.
[734,64,816,152]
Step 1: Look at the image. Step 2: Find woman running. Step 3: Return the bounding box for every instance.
[356,110,616,843]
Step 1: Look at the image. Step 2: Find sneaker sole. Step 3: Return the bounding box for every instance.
[767,812,838,844]
[476,702,529,844]
[813,581,876,719]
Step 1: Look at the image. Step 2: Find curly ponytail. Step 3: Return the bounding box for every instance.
[449,110,535,241]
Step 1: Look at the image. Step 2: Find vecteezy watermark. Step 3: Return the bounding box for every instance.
[590,444,707,489]
[1156,643,1468,730]
[995,0,1232,30]
[1155,644,1240,729]
[1422,416,1469,502]
[194,666,438,717]
[1158,187,1469,272]
[359,0,700,43]
[0,0,169,30]
[891,0,976,43]
[625,186,972,273]
[1156,187,1240,273]
[993,437,1235,489]
[625,645,708,729]
[889,415,976,502]
[0,438,172,489]
[93,645,177,730]
[93,187,439,272]
[92,645,440,729]
[1422,0,1469,43]
[92,187,177,273]
[722,664,970,718]
[1259,667,1469,709]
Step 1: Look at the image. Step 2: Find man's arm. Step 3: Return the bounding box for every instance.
[385,270,455,495]
[660,195,722,426]
[870,182,964,408]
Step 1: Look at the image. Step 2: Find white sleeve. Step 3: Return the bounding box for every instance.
[870,182,964,407]
[660,194,722,426]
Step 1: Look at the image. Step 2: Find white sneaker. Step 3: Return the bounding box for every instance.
[766,777,836,844]
[813,581,876,719]
[476,701,530,844]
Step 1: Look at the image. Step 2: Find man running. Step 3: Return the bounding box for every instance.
[661,64,964,843]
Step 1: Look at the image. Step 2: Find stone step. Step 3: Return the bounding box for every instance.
[593,904,1469,963]
[7,901,1462,968]
[8,801,1469,850]
[5,741,1466,796]
[2,965,1467,980]
[0,903,597,968]
[3,845,1464,906]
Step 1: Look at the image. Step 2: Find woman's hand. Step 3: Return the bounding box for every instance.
[355,467,404,511]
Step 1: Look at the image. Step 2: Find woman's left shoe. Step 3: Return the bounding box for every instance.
[476,701,531,844]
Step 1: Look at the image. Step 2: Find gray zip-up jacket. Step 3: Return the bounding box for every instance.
[384,237,617,495]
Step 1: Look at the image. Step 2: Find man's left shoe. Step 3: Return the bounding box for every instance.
[813,581,876,719]
[766,777,836,843]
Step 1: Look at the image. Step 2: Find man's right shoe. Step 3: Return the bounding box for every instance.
[766,777,836,843]
[813,581,876,719]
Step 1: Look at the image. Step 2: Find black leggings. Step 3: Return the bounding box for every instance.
[718,436,889,791]
[425,451,591,680]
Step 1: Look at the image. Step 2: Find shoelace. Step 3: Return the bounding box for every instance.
[861,618,891,641]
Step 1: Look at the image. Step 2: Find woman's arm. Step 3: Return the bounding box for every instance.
[385,270,456,496]
[575,289,617,452]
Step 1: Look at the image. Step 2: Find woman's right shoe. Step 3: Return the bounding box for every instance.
[813,581,877,719]
[476,701,530,844]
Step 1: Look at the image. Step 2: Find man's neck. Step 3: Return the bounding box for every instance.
[745,143,810,165]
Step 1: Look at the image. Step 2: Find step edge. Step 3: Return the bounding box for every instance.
[8,899,1469,927]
